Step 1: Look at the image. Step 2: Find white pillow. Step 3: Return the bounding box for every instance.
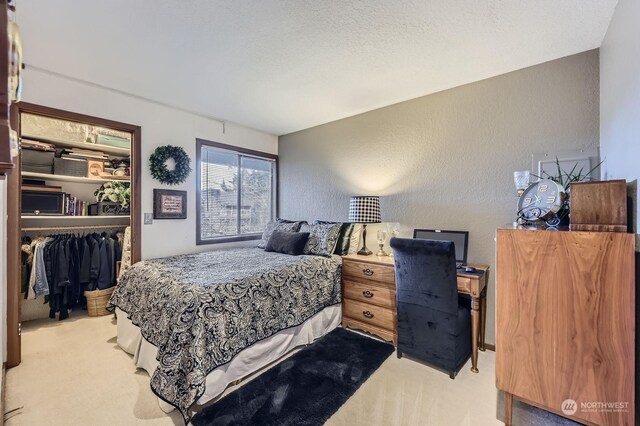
[347,224,363,255]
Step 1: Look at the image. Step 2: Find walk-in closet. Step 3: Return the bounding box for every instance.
[6,103,141,367]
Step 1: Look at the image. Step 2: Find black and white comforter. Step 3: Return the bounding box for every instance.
[107,248,342,422]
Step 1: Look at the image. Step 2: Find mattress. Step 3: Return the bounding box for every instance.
[115,304,342,413]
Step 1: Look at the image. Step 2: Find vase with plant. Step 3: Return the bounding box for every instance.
[534,157,602,227]
[93,181,130,215]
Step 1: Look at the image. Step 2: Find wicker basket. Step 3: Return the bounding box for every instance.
[84,287,115,317]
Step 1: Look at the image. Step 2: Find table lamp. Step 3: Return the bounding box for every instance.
[348,195,381,256]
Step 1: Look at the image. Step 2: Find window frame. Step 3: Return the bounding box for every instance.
[196,138,278,245]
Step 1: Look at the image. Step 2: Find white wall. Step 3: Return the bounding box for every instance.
[21,68,278,259]
[600,0,640,240]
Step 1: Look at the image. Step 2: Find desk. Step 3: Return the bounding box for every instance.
[456,263,490,373]
[341,254,489,373]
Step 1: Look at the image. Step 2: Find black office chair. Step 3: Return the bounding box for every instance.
[390,237,472,379]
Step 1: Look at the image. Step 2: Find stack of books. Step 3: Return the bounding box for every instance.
[63,194,89,216]
[61,148,108,161]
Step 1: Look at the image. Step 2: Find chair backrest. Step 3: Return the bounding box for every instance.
[390,237,459,315]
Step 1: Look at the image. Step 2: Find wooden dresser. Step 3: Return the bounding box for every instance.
[496,228,635,426]
[341,254,397,345]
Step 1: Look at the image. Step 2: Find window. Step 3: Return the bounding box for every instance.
[196,139,277,244]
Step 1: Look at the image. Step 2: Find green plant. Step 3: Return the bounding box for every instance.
[149,145,191,185]
[534,157,603,188]
[94,181,131,209]
[532,157,603,226]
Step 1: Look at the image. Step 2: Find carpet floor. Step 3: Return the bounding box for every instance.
[192,327,394,425]
[5,313,580,425]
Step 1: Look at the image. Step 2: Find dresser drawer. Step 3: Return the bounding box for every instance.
[343,280,395,309]
[457,276,471,294]
[343,299,396,331]
[343,259,395,286]
[342,318,396,345]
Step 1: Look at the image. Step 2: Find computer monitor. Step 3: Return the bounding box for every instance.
[413,229,469,267]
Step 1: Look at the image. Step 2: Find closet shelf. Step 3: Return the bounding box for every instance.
[22,171,130,184]
[21,215,130,221]
[21,135,131,156]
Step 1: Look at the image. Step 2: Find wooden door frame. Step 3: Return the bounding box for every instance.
[6,102,142,367]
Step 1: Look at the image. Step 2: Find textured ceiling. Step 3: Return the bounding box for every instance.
[18,0,617,135]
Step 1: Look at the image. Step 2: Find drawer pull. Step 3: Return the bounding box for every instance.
[362,290,374,298]
[363,311,374,319]
[362,268,374,276]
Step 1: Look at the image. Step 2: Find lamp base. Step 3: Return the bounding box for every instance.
[357,224,373,256]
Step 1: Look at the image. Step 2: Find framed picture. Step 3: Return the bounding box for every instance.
[153,189,187,219]
[87,159,104,178]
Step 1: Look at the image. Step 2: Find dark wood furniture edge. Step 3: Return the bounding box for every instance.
[0,0,11,177]
[6,104,20,368]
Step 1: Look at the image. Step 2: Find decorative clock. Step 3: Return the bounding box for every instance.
[517,179,566,223]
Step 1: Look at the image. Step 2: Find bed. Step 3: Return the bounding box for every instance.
[107,247,342,423]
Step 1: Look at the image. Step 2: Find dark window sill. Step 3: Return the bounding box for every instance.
[197,234,262,245]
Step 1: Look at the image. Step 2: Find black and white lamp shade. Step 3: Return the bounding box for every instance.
[348,196,381,223]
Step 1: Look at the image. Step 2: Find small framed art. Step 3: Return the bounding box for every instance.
[153,189,187,219]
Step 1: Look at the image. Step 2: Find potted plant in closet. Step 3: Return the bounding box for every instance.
[91,181,131,216]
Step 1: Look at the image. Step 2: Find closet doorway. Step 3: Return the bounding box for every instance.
[6,103,142,368]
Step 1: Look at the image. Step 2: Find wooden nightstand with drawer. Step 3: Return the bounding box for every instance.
[341,254,397,345]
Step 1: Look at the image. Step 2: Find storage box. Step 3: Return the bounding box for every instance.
[54,157,88,177]
[21,190,65,215]
[22,148,54,174]
[570,180,627,232]
[96,134,130,149]
[88,201,130,216]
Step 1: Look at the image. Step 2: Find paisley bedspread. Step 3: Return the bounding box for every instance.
[107,248,342,423]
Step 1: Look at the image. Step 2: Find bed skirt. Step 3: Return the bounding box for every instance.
[115,304,342,413]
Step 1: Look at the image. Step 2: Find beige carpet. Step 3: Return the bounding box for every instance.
[5,313,501,425]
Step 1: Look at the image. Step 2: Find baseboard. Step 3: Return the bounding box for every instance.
[484,343,495,352]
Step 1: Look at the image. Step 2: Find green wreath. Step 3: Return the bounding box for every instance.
[149,145,192,185]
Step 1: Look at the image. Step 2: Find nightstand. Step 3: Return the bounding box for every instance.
[341,254,397,345]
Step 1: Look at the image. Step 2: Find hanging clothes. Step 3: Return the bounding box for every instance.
[20,231,123,321]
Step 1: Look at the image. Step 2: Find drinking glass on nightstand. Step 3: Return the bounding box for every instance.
[376,229,388,256]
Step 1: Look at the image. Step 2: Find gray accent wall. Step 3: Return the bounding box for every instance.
[600,0,640,240]
[279,50,600,346]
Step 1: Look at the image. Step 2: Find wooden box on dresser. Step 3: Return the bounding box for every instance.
[341,254,397,345]
[496,228,635,426]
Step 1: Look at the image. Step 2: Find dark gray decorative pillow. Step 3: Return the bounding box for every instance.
[314,220,355,256]
[299,223,342,257]
[277,218,307,225]
[258,221,302,249]
[264,231,310,255]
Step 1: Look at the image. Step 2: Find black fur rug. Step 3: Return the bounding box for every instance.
[191,327,394,426]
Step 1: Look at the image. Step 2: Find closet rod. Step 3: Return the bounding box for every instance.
[21,224,128,232]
